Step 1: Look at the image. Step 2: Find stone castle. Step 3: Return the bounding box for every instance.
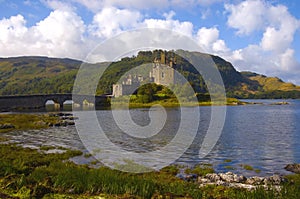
[112,52,176,97]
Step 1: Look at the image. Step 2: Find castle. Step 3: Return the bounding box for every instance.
[112,52,176,97]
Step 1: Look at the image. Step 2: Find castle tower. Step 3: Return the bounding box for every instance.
[151,51,175,86]
[161,51,166,65]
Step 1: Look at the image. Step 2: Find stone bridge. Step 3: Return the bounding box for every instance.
[0,94,111,111]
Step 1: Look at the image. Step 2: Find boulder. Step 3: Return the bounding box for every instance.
[218,172,246,183]
[246,176,264,185]
[264,175,286,185]
[205,173,221,182]
[285,164,300,174]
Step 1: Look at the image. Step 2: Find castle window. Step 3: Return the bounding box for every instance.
[161,72,165,78]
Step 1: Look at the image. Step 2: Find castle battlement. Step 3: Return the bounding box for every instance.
[113,51,176,97]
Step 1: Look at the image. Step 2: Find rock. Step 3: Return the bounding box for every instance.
[216,180,228,186]
[233,174,247,183]
[230,183,258,191]
[246,176,264,185]
[0,123,15,129]
[264,175,286,185]
[219,172,235,182]
[217,172,246,183]
[205,173,221,182]
[285,164,300,174]
[66,121,75,125]
[197,172,285,191]
[198,178,210,183]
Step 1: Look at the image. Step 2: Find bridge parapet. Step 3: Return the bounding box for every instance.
[0,94,111,111]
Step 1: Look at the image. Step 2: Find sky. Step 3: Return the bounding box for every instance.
[0,0,300,84]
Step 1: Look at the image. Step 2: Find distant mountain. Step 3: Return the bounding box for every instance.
[242,71,300,91]
[240,72,300,99]
[0,50,299,99]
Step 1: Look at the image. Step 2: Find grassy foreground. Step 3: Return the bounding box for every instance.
[0,143,300,198]
[1,114,300,198]
[0,114,60,133]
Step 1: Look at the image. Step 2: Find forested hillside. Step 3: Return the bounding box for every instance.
[0,50,299,99]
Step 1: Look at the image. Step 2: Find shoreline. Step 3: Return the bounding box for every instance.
[0,98,293,113]
[1,112,300,198]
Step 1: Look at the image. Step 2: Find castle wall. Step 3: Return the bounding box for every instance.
[152,64,175,86]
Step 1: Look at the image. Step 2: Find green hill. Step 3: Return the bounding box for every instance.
[0,50,299,99]
[241,72,300,99]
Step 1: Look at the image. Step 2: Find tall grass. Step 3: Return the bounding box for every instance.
[2,143,300,198]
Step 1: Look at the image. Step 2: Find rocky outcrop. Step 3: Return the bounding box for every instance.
[197,172,286,190]
[285,164,300,174]
[48,113,78,127]
[0,123,15,129]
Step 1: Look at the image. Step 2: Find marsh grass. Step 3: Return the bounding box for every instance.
[0,143,203,198]
[185,164,215,176]
[241,164,254,171]
[0,114,59,133]
[1,143,300,198]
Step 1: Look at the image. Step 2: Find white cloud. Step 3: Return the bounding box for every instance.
[196,27,229,53]
[225,0,266,35]
[0,15,28,42]
[224,0,300,84]
[260,5,299,53]
[142,13,194,37]
[163,10,176,20]
[0,9,87,59]
[0,0,299,85]
[278,48,298,71]
[89,7,142,39]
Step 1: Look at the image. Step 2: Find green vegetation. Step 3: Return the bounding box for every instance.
[240,164,261,173]
[242,164,254,171]
[255,169,261,174]
[1,142,300,198]
[110,83,244,108]
[240,72,300,99]
[185,164,215,176]
[1,50,299,99]
[0,143,204,198]
[0,114,59,133]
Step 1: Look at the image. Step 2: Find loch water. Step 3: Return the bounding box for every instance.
[2,99,300,176]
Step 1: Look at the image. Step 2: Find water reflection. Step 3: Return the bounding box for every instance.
[1,100,300,176]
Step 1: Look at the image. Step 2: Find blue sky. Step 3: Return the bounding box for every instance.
[0,0,300,84]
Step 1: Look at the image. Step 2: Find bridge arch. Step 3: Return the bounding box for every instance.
[0,94,111,111]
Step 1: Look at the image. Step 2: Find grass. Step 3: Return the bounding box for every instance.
[0,114,59,133]
[83,153,93,158]
[240,164,261,173]
[0,113,300,198]
[0,143,203,198]
[111,96,244,109]
[1,142,300,198]
[241,164,254,171]
[185,164,215,176]
[255,169,261,173]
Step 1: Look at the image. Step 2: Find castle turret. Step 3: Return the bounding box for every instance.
[161,52,166,65]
